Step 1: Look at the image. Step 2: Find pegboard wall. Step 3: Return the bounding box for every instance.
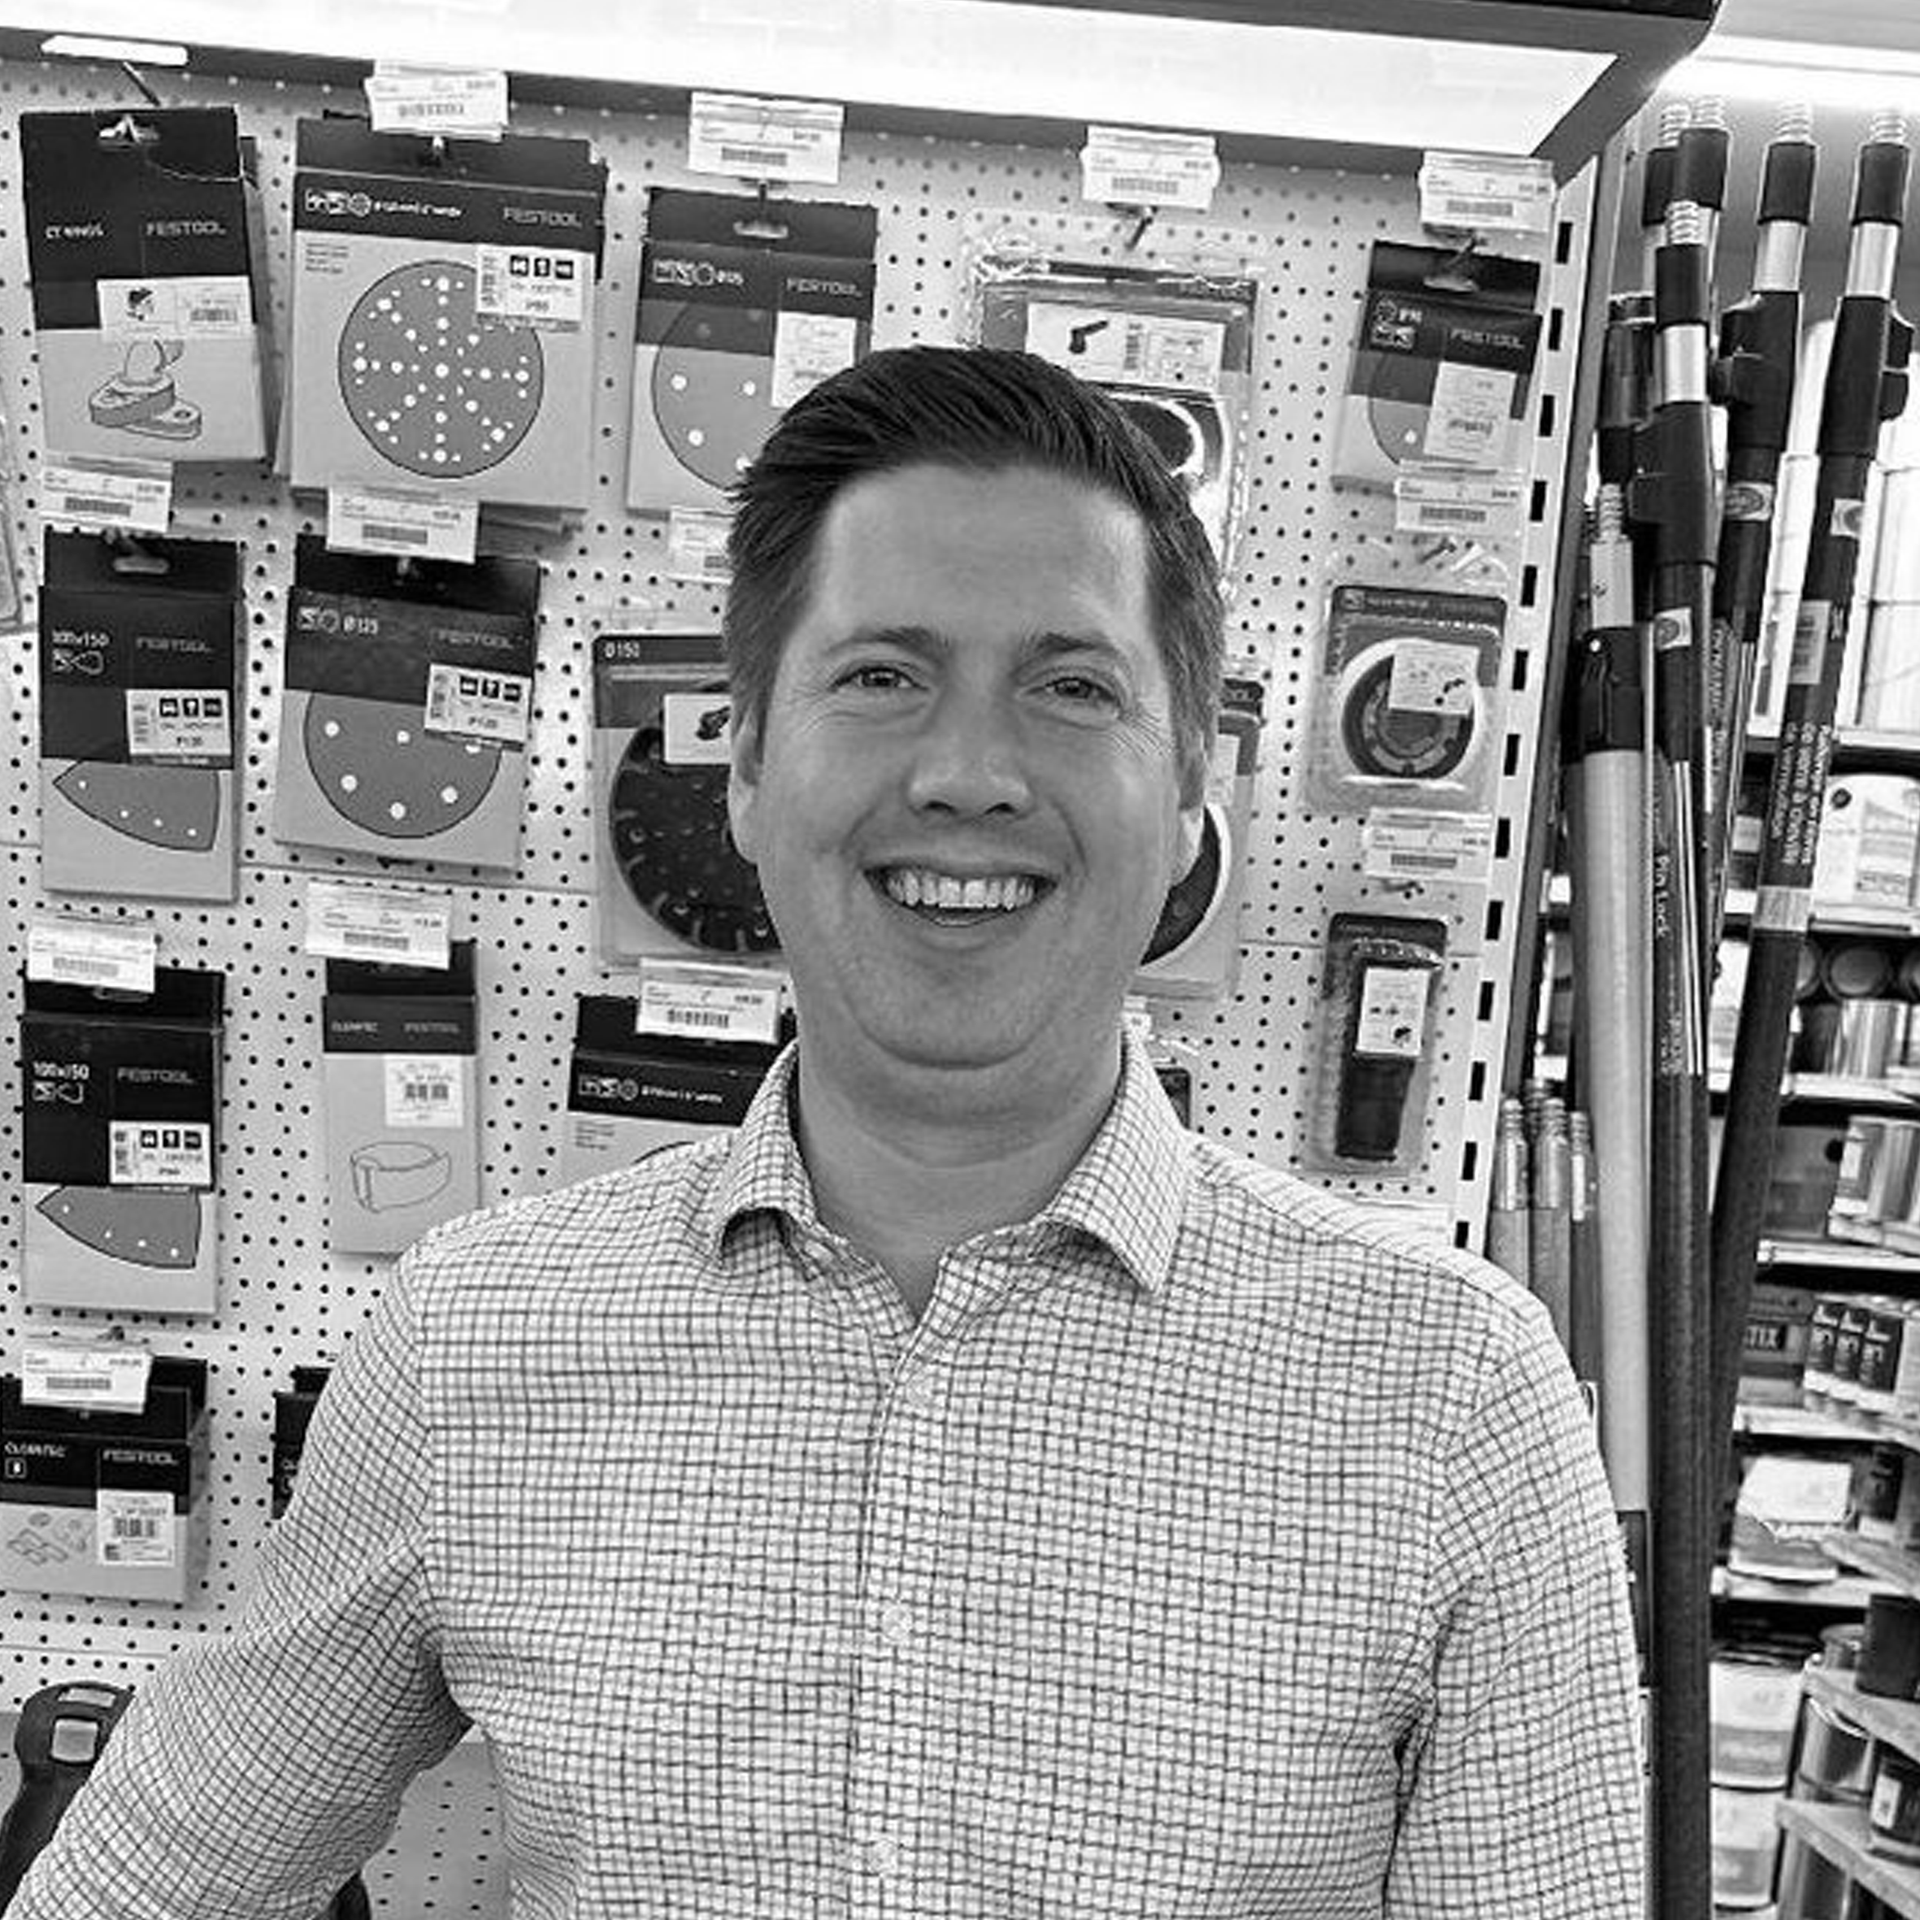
[0,58,1598,1689]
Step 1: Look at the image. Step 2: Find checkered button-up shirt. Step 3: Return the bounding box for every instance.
[17,1034,1644,1918]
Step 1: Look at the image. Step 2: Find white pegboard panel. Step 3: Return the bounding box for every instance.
[0,55,1597,1710]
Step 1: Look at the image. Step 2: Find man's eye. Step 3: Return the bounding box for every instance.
[838,663,916,692]
[1044,675,1120,708]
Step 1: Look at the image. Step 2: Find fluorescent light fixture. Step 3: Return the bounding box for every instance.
[40,32,187,64]
[1669,34,1920,114]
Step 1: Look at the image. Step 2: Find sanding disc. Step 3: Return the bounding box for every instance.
[1143,801,1229,964]
[52,762,220,851]
[304,692,500,841]
[338,260,545,479]
[606,718,777,954]
[1365,391,1431,467]
[1337,643,1479,782]
[36,1187,201,1269]
[650,303,775,489]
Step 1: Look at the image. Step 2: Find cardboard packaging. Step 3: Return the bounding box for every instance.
[626,189,877,515]
[271,1365,333,1518]
[273,534,540,871]
[559,996,781,1187]
[287,120,605,510]
[20,108,272,464]
[21,969,224,1316]
[37,530,243,902]
[323,944,480,1256]
[592,631,779,962]
[0,1358,210,1604]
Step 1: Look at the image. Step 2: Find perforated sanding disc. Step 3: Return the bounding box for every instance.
[1143,802,1227,964]
[649,304,775,489]
[338,260,544,478]
[304,692,500,841]
[607,719,777,953]
[36,1187,201,1268]
[52,762,220,851]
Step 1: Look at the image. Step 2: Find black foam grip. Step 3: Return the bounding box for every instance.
[1853,138,1912,229]
[1758,139,1816,227]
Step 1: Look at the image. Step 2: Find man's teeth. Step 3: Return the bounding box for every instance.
[883,869,1037,910]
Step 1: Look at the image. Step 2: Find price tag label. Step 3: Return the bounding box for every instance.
[109,1119,213,1189]
[666,508,734,585]
[1418,151,1556,235]
[22,1342,152,1413]
[97,275,254,339]
[637,958,783,1044]
[662,689,734,764]
[1388,639,1478,716]
[303,879,453,970]
[384,1054,466,1129]
[1022,301,1224,393]
[687,92,844,184]
[42,455,172,534]
[475,245,590,330]
[770,311,860,411]
[365,65,509,138]
[1081,125,1220,211]
[1361,808,1494,883]
[27,916,157,994]
[1355,966,1433,1059]
[424,662,532,746]
[1424,364,1516,466]
[1121,996,1157,1041]
[126,687,232,763]
[327,488,478,564]
[1393,471,1525,537]
[96,1489,175,1568]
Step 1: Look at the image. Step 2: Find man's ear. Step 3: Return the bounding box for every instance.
[726,701,764,865]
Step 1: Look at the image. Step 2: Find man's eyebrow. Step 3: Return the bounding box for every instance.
[822,626,1131,664]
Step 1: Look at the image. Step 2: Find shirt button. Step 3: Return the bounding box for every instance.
[900,1371,942,1411]
[879,1601,917,1648]
[868,1837,903,1877]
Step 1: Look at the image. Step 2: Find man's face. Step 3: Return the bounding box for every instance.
[729,461,1203,1088]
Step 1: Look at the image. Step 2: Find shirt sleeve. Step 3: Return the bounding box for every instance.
[1385,1289,1647,1919]
[9,1259,469,1920]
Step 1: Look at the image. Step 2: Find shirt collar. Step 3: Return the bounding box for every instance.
[700,1030,1191,1298]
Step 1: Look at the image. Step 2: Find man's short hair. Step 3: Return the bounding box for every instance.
[725,344,1225,803]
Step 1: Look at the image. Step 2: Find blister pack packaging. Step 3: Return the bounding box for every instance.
[21,967,225,1315]
[21,108,273,464]
[626,189,878,516]
[591,631,779,963]
[273,534,540,871]
[38,531,242,902]
[287,120,605,510]
[967,234,1257,576]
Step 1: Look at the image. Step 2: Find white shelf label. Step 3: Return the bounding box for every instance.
[327,488,478,565]
[1418,151,1556,235]
[303,879,453,970]
[1393,471,1525,537]
[474,244,590,331]
[364,65,509,138]
[424,662,532,747]
[109,1119,213,1189]
[1081,125,1219,211]
[21,1342,151,1413]
[97,274,253,339]
[26,916,157,995]
[42,455,172,534]
[126,688,232,762]
[1362,808,1494,883]
[687,92,844,184]
[666,508,734,585]
[96,1489,175,1568]
[384,1054,466,1129]
[637,959,783,1044]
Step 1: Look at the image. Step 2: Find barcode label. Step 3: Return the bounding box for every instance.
[664,1006,735,1030]
[1361,807,1494,884]
[1437,196,1518,221]
[687,92,843,184]
[304,878,453,968]
[364,66,509,136]
[27,916,158,993]
[327,487,477,563]
[126,688,231,763]
[423,661,531,745]
[45,952,122,978]
[1418,153,1555,234]
[473,244,588,330]
[1022,302,1225,393]
[343,928,414,952]
[363,521,430,547]
[1393,471,1523,536]
[97,1489,174,1567]
[720,144,790,169]
[22,1344,152,1412]
[637,957,785,1044]
[384,1055,466,1129]
[65,494,131,517]
[1081,126,1219,211]
[96,274,254,340]
[109,1121,213,1189]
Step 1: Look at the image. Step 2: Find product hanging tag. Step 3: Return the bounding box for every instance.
[1080,126,1220,211]
[41,454,172,534]
[303,878,454,969]
[364,64,509,139]
[326,487,479,564]
[26,915,157,994]
[21,1340,151,1413]
[637,958,785,1045]
[1361,808,1495,884]
[1417,151,1556,236]
[423,661,533,747]
[687,92,845,184]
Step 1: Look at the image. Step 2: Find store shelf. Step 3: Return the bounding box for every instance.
[1777,1801,1920,1920]
[1807,1666,1920,1758]
[1748,724,1920,770]
[1735,1403,1886,1442]
[1824,1532,1920,1599]
[1758,1239,1920,1276]
[1716,1565,1899,1608]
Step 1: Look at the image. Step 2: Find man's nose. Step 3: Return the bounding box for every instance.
[903,687,1033,815]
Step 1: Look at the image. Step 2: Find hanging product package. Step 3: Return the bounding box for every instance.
[1303,912,1449,1176]
[322,942,479,1257]
[272,533,540,871]
[1306,583,1507,817]
[626,188,878,516]
[1334,241,1542,489]
[20,107,273,463]
[20,967,224,1315]
[967,237,1257,574]
[592,630,779,963]
[285,119,606,509]
[37,530,243,903]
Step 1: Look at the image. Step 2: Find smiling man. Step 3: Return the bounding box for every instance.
[13,347,1643,1919]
